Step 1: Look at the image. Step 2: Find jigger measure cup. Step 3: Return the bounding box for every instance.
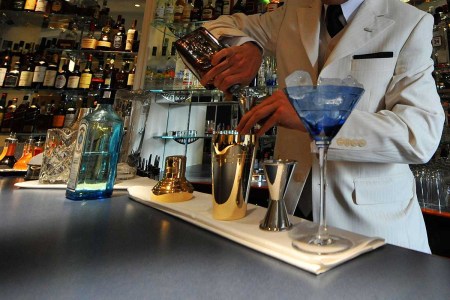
[212,131,257,220]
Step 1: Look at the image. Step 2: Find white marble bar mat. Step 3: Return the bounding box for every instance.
[127,185,385,275]
[14,176,158,190]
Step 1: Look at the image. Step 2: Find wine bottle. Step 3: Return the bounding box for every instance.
[154,0,165,21]
[3,62,21,88]
[79,54,93,89]
[11,94,30,133]
[190,0,202,21]
[67,59,81,89]
[51,94,66,128]
[115,61,130,90]
[127,57,137,89]
[0,54,10,87]
[31,45,48,89]
[42,53,58,88]
[97,20,112,51]
[112,18,126,51]
[125,19,137,52]
[201,0,214,21]
[1,98,17,133]
[90,58,105,91]
[22,97,40,133]
[164,0,175,23]
[182,0,193,22]
[174,0,186,23]
[0,93,7,127]
[18,55,34,88]
[54,57,68,89]
[81,21,97,50]
[66,89,124,200]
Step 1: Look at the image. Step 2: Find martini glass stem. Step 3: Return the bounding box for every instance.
[315,143,332,245]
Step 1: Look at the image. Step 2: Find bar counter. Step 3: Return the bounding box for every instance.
[1,176,450,299]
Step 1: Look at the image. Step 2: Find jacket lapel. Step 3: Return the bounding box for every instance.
[322,0,394,71]
[297,0,322,74]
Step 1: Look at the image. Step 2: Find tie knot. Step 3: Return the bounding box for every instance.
[326,5,344,38]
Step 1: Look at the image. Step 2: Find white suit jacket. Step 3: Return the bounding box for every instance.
[204,0,445,253]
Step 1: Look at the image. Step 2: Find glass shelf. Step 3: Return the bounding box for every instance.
[153,135,203,145]
[151,20,206,39]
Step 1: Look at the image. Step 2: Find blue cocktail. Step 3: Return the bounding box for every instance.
[286,84,364,254]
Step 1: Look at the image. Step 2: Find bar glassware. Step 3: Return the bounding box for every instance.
[285,81,364,254]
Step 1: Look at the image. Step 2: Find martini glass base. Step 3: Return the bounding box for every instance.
[290,223,353,255]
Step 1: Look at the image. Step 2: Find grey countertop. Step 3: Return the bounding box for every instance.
[1,177,450,300]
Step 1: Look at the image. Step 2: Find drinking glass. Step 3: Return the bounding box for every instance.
[285,83,364,255]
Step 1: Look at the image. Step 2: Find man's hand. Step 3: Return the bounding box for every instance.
[236,89,307,136]
[201,42,262,92]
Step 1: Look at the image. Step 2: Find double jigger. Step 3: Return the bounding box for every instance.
[260,159,297,232]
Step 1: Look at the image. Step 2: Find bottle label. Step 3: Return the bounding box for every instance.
[81,38,97,50]
[79,74,93,89]
[155,6,165,20]
[24,0,36,10]
[125,30,135,51]
[52,115,65,128]
[202,8,213,20]
[0,68,7,86]
[3,74,18,87]
[35,0,47,12]
[97,40,111,49]
[18,71,33,87]
[54,74,67,88]
[67,76,80,89]
[223,1,231,14]
[104,77,111,86]
[32,66,47,83]
[67,123,87,190]
[43,70,57,86]
[127,73,135,86]
[113,36,123,49]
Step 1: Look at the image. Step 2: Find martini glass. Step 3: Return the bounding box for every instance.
[285,84,364,255]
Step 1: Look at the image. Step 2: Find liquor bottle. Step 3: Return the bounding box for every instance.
[164,45,176,89]
[1,98,17,133]
[182,0,193,22]
[57,21,79,49]
[67,59,81,89]
[0,93,6,126]
[115,61,130,90]
[96,20,112,51]
[103,56,115,90]
[155,0,166,21]
[79,54,93,89]
[66,89,124,200]
[51,95,65,128]
[18,55,34,88]
[214,0,223,19]
[90,58,105,91]
[222,0,231,15]
[174,0,185,23]
[0,133,18,169]
[24,0,37,11]
[13,136,35,171]
[23,97,40,133]
[11,94,30,133]
[202,0,214,21]
[81,21,97,50]
[164,0,175,23]
[98,0,110,28]
[62,96,76,127]
[31,47,48,89]
[42,53,58,88]
[12,0,25,10]
[125,19,137,52]
[245,0,257,15]
[127,58,136,89]
[54,57,68,89]
[33,137,44,156]
[231,0,245,14]
[110,14,122,40]
[112,18,126,51]
[190,0,202,21]
[3,62,21,88]
[0,54,10,87]
[34,0,48,12]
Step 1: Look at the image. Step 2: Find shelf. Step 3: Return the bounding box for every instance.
[47,48,138,57]
[151,20,206,39]
[153,135,201,144]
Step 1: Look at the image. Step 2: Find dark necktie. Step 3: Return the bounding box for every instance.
[326,5,344,38]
